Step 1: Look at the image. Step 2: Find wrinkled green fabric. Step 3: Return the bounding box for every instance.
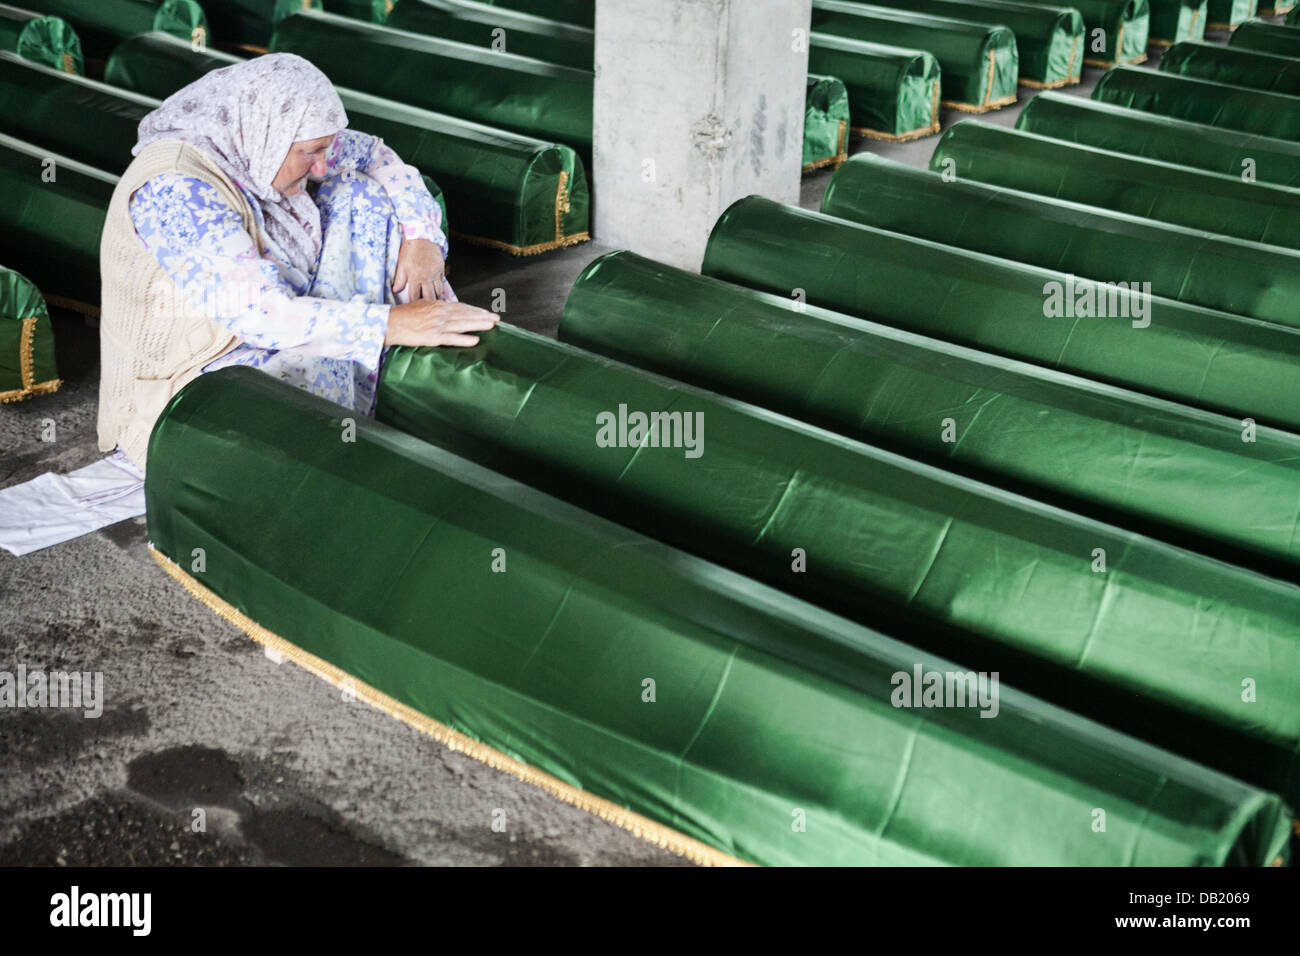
[0,132,113,306]
[1012,0,1149,64]
[1017,91,1300,187]
[319,0,389,21]
[376,322,1300,804]
[0,264,58,401]
[562,250,1300,582]
[1160,39,1300,98]
[808,33,939,138]
[931,121,1300,248]
[1147,0,1206,44]
[148,366,1295,867]
[822,152,1300,329]
[12,0,208,59]
[701,195,1300,432]
[106,33,598,253]
[1231,17,1300,57]
[270,8,594,161]
[1289,3,1300,20]
[480,0,592,26]
[202,0,321,48]
[388,0,594,69]
[845,0,1083,86]
[803,75,849,170]
[0,5,82,74]
[1094,64,1300,142]
[811,1,1019,110]
[1209,0,1256,26]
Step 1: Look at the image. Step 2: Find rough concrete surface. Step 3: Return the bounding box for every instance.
[0,38,1202,866]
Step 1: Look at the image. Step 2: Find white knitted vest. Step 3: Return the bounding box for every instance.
[97,140,262,469]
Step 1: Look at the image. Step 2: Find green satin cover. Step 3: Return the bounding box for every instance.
[376,322,1300,803]
[845,0,1084,87]
[562,250,1300,581]
[809,34,940,139]
[0,4,82,74]
[104,33,597,254]
[147,369,1297,868]
[930,121,1300,248]
[13,0,209,59]
[388,0,593,70]
[0,264,58,401]
[1010,0,1149,65]
[1230,18,1300,58]
[803,75,850,170]
[821,151,1300,329]
[270,8,594,161]
[1209,0,1256,26]
[1289,4,1300,20]
[480,0,592,26]
[0,132,113,307]
[1146,0,1206,44]
[1017,92,1300,187]
[202,0,322,49]
[1094,64,1300,142]
[320,0,389,20]
[1161,40,1300,100]
[700,195,1300,432]
[810,1,1019,110]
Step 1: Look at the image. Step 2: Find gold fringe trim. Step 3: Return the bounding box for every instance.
[943,92,1018,113]
[42,293,99,318]
[147,544,750,867]
[191,26,206,49]
[801,120,849,172]
[61,53,75,74]
[454,230,591,257]
[0,315,62,403]
[1205,21,1239,29]
[1019,74,1082,89]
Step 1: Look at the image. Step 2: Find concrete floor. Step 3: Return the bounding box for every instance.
[0,36,1228,866]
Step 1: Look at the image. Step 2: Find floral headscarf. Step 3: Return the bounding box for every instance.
[133,53,348,285]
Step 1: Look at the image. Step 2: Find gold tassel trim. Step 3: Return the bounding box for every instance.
[0,315,62,403]
[61,53,75,74]
[454,230,591,257]
[147,544,750,868]
[801,120,849,172]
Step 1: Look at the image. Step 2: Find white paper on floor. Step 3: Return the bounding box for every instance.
[0,450,146,556]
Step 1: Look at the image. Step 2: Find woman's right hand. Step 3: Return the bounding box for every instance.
[384,301,499,348]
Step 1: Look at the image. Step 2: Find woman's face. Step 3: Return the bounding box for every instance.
[272,134,335,196]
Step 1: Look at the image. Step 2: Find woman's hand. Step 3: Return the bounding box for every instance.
[385,300,498,348]
[392,237,445,301]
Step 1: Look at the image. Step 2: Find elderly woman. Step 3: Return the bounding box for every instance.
[97,54,497,469]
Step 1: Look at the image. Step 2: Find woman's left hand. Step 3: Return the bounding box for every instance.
[393,238,446,302]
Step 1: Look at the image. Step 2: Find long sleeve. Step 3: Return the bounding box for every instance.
[128,173,389,372]
[324,129,448,256]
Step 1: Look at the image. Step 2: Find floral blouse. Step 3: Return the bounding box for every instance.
[127,130,447,413]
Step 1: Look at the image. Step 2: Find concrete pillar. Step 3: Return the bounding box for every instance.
[593,0,812,270]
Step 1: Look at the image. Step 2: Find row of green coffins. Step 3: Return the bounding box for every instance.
[11,0,208,57]
[144,366,1294,867]
[103,33,591,255]
[930,121,1300,247]
[0,1,81,72]
[1161,39,1300,98]
[0,264,59,402]
[1017,92,1300,186]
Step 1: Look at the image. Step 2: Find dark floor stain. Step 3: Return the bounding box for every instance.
[240,806,406,866]
[100,519,147,551]
[0,792,256,866]
[127,745,245,812]
[0,706,150,766]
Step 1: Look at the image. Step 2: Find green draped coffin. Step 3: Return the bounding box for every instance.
[562,250,1300,583]
[202,0,322,50]
[13,0,208,59]
[1160,40,1300,98]
[821,151,1300,329]
[1231,18,1300,57]
[1017,91,1300,187]
[0,133,112,309]
[845,0,1083,88]
[145,370,1296,868]
[1094,65,1300,142]
[1013,0,1149,65]
[1208,0,1255,28]
[376,323,1300,804]
[1146,0,1206,45]
[809,34,940,140]
[700,195,1300,432]
[803,75,850,171]
[0,265,59,403]
[270,8,594,161]
[931,121,1300,248]
[106,33,594,255]
[0,3,81,73]
[387,0,593,69]
[480,0,592,25]
[810,1,1019,111]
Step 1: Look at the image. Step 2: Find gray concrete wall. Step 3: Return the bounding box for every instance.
[593,0,811,269]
